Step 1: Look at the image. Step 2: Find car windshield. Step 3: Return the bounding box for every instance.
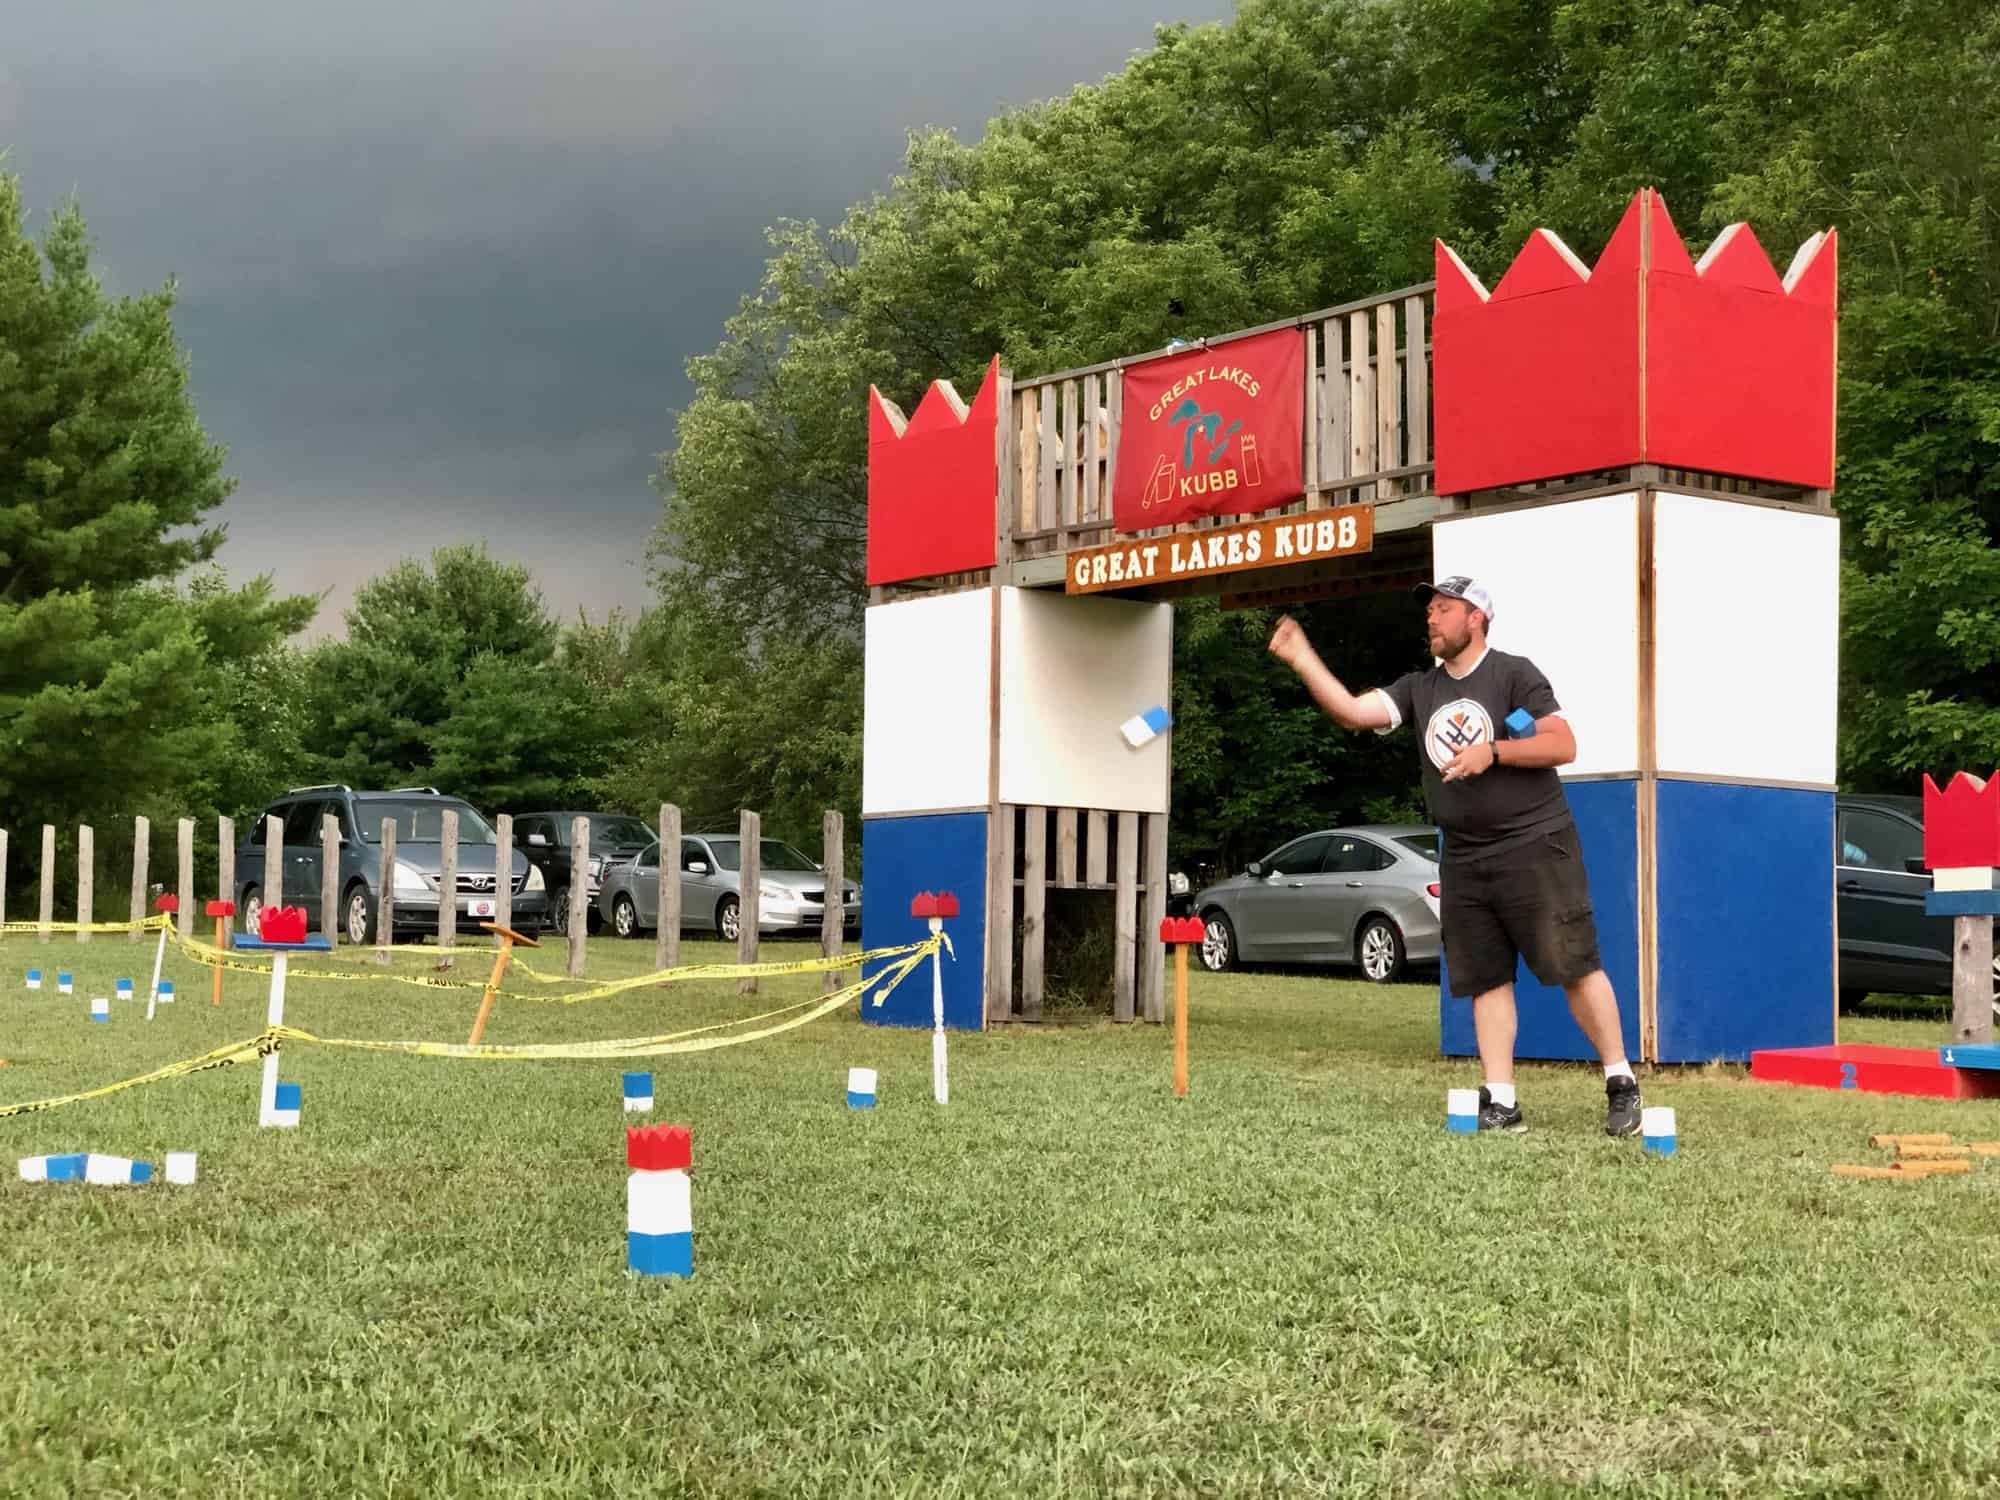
[358,800,497,845]
[587,816,655,846]
[1395,832,1441,861]
[704,838,817,872]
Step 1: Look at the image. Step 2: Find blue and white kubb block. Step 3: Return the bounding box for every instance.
[622,1071,653,1112]
[1642,1107,1678,1156]
[89,996,109,1023]
[84,1154,154,1185]
[268,1081,301,1129]
[1447,1088,1480,1135]
[847,1067,878,1109]
[1504,708,1537,738]
[116,977,134,1002]
[25,969,41,992]
[18,1153,86,1182]
[1120,704,1173,749]
[57,972,73,996]
[156,979,175,1006]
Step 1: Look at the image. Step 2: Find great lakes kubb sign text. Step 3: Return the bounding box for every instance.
[1110,327,1305,532]
[1066,504,1373,594]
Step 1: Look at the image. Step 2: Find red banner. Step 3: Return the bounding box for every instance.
[1111,327,1305,532]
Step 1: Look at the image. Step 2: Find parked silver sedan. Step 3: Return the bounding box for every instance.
[596,833,861,942]
[1194,824,1441,982]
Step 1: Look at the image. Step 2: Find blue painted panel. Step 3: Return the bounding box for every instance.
[1927,888,2000,917]
[861,812,988,1031]
[1656,781,1834,1062]
[1943,1044,2000,1070]
[1441,779,1642,1062]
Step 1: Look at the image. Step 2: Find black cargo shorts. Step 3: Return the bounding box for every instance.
[1442,823,1602,999]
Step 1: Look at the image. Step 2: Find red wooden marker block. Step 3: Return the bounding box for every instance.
[1923,772,2000,871]
[259,905,308,943]
[155,893,179,913]
[910,891,960,919]
[205,899,236,918]
[627,1123,692,1171]
[1159,915,1205,945]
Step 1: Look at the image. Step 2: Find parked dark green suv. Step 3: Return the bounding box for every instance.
[233,785,550,943]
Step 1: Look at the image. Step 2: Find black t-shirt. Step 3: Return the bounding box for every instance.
[1377,647,1573,864]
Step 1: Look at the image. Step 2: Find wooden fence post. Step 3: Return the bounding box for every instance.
[1112,812,1138,1022]
[737,810,760,995]
[378,817,396,963]
[0,827,8,937]
[129,817,147,942]
[821,809,843,994]
[217,816,234,947]
[77,824,93,943]
[566,815,589,978]
[1140,812,1168,1025]
[495,814,514,936]
[40,824,54,943]
[439,808,458,966]
[1952,916,1995,1046]
[178,818,196,938]
[658,803,681,972]
[321,812,340,944]
[261,815,282,936]
[1021,808,1046,1022]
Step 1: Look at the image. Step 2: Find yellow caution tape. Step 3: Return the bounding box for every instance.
[0,942,937,1117]
[1,916,175,935]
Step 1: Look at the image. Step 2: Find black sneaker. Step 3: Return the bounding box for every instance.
[1477,1086,1525,1133]
[1605,1075,1642,1138]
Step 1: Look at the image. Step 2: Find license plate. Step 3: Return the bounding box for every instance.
[469,899,495,917]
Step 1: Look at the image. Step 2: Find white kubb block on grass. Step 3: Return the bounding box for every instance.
[165,1152,198,1185]
[846,1067,878,1109]
[1446,1088,1480,1134]
[89,996,109,1023]
[1641,1107,1678,1156]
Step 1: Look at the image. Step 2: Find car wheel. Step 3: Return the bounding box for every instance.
[551,893,571,937]
[241,886,264,938]
[613,895,640,940]
[1357,915,1407,984]
[717,895,740,943]
[1199,910,1236,973]
[345,884,377,946]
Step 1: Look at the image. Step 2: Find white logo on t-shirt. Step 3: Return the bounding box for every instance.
[1426,698,1494,770]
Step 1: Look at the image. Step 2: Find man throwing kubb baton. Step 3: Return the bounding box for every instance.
[1267,576,1641,1136]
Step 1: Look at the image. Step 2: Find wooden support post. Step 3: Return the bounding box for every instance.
[440,809,460,966]
[1086,810,1108,886]
[566,814,588,979]
[0,827,8,937]
[377,818,396,964]
[1055,808,1078,887]
[495,814,514,937]
[985,806,1014,1023]
[737,810,760,994]
[658,803,681,972]
[216,817,233,947]
[320,812,340,945]
[821,809,843,995]
[1113,811,1137,1022]
[1021,807,1046,1022]
[39,823,54,943]
[76,824,93,943]
[177,818,195,937]
[261,814,282,937]
[1952,915,1995,1047]
[129,817,149,941]
[1141,812,1168,1025]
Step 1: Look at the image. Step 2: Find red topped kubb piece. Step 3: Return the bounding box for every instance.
[867,357,1000,587]
[155,893,179,914]
[1433,188,1836,496]
[627,1123,692,1172]
[258,905,308,943]
[205,899,236,918]
[1924,773,2000,870]
[1159,916,1206,945]
[910,891,960,919]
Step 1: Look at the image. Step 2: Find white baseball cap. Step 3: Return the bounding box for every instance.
[1414,575,1495,623]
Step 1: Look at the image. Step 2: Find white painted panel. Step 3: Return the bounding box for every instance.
[998,589,1173,815]
[862,592,993,816]
[1431,494,1641,778]
[1654,495,1838,784]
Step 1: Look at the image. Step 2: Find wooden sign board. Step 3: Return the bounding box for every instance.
[1064,504,1374,595]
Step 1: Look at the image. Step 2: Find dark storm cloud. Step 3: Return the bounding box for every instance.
[4,0,1230,630]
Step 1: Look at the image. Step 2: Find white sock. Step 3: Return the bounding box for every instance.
[1604,1061,1635,1083]
[1485,1081,1517,1109]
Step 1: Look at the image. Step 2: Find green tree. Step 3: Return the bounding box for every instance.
[0,172,314,881]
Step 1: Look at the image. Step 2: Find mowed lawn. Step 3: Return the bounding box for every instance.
[4,932,2000,1498]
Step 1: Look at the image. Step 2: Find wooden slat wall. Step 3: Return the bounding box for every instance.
[1113,811,1138,1023]
[1021,807,1046,1022]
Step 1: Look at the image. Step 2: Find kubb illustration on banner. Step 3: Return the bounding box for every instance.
[1111,328,1304,531]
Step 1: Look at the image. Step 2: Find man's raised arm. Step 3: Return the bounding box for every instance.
[1267,615,1394,731]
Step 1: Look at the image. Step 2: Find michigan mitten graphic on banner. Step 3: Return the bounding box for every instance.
[1111,327,1304,532]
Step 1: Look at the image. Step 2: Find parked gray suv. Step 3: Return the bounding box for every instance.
[233,785,549,943]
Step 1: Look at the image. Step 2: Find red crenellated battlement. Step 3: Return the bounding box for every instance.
[1924,772,2000,870]
[1433,189,1836,496]
[866,356,1000,587]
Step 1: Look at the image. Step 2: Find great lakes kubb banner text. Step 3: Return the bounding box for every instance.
[1111,327,1304,532]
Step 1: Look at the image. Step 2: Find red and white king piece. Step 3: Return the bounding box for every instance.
[1923,772,1999,1044]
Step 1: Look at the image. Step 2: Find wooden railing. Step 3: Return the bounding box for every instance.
[1004,282,1436,563]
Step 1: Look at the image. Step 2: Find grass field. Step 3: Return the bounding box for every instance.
[4,931,2000,1497]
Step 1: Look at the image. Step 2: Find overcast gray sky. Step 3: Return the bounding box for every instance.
[2,0,1229,633]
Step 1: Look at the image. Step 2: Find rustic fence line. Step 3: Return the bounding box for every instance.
[0,808,856,984]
